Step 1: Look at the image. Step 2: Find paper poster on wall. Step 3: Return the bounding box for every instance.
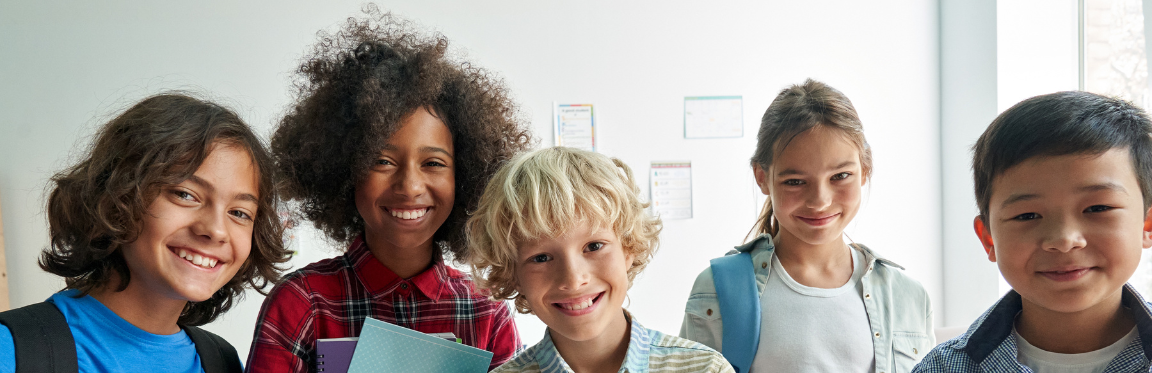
[650,161,693,220]
[553,103,595,151]
[684,96,743,139]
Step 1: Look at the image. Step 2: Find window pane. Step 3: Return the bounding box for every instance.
[1084,0,1152,295]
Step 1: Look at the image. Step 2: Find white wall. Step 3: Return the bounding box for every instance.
[0,0,942,360]
[940,0,1001,328]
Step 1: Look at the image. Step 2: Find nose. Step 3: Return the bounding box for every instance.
[804,181,833,210]
[558,255,591,291]
[1040,215,1086,253]
[192,206,229,244]
[393,163,427,197]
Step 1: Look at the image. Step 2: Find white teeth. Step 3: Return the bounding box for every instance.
[390,208,428,220]
[176,249,218,268]
[560,298,594,311]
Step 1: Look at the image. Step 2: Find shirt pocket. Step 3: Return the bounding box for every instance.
[892,332,932,373]
[683,293,724,352]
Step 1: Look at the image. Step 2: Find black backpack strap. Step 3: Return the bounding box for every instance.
[0,302,79,373]
[184,325,243,373]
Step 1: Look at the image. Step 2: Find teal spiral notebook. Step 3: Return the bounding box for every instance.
[346,317,493,373]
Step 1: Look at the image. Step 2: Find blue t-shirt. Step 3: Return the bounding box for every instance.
[0,289,204,373]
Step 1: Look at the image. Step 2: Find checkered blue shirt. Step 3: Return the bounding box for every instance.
[913,284,1152,372]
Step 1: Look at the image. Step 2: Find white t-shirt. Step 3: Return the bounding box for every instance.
[1014,325,1137,373]
[750,247,875,373]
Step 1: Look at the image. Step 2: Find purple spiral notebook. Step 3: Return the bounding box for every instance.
[317,337,359,373]
[316,332,461,373]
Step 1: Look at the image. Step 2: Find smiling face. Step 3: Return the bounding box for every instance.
[119,143,258,303]
[755,126,865,248]
[516,220,634,344]
[355,107,456,255]
[975,149,1152,315]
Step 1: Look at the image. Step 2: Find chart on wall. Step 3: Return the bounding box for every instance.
[650,162,693,220]
[553,103,595,151]
[684,96,743,139]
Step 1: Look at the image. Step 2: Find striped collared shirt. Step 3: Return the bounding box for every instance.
[913,284,1152,372]
[494,312,734,373]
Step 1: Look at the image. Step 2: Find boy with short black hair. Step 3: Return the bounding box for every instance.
[914,91,1152,372]
[466,147,734,373]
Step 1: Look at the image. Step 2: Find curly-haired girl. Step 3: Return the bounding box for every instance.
[247,9,533,373]
[0,93,290,372]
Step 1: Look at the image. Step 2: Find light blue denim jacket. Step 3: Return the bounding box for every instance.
[679,234,935,373]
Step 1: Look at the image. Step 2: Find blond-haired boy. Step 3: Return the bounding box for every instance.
[467,147,733,373]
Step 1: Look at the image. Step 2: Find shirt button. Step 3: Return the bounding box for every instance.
[874,332,880,337]
[913,348,918,354]
[864,293,871,299]
[762,262,767,269]
[401,283,409,289]
[707,309,713,316]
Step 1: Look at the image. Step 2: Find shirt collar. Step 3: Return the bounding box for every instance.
[737,233,904,270]
[347,235,450,301]
[957,283,1152,366]
[533,310,650,373]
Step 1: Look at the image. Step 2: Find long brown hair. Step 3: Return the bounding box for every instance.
[749,79,873,238]
[40,93,291,326]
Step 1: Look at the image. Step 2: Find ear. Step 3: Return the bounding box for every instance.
[1143,207,1152,249]
[753,164,771,195]
[973,216,996,262]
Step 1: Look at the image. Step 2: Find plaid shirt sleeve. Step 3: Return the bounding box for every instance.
[246,273,316,373]
[485,300,521,370]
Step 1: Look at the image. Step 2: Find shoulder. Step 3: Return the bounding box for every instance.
[689,266,718,296]
[490,345,542,373]
[862,248,931,300]
[283,256,352,284]
[647,330,733,372]
[649,328,720,353]
[254,261,347,329]
[266,256,356,300]
[912,339,976,372]
[440,264,501,305]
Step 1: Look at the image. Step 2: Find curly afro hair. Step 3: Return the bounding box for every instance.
[272,7,533,260]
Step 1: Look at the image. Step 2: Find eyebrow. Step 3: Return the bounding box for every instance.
[999,182,1128,209]
[187,175,259,203]
[776,161,857,177]
[380,144,454,157]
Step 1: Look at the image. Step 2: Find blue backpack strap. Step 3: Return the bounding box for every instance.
[710,252,760,373]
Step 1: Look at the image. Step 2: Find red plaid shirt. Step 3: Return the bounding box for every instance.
[245,237,520,372]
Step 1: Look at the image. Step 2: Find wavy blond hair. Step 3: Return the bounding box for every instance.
[465,147,661,314]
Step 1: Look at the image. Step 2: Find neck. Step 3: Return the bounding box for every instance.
[363,230,436,279]
[552,309,631,373]
[771,231,853,288]
[1015,288,1134,354]
[88,273,186,335]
